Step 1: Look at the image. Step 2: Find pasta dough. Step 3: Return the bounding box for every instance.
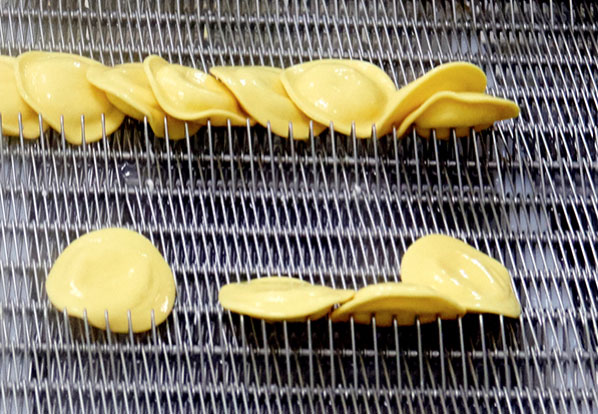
[219,277,354,322]
[330,282,466,326]
[4,52,519,143]
[395,91,520,139]
[281,59,397,137]
[144,55,250,127]
[87,62,200,139]
[210,66,325,139]
[400,234,521,318]
[45,228,176,333]
[378,62,487,135]
[15,51,125,144]
[217,233,521,325]
[0,56,47,138]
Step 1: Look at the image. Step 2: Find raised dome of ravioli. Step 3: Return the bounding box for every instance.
[378,62,488,136]
[400,234,521,318]
[395,91,520,139]
[210,66,325,139]
[15,51,124,144]
[0,56,48,138]
[330,282,466,326]
[281,59,397,138]
[45,228,176,333]
[87,63,200,139]
[144,55,250,127]
[218,277,355,322]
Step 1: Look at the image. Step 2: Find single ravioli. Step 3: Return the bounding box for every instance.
[219,277,355,322]
[281,59,397,138]
[395,91,520,139]
[87,63,200,139]
[330,282,466,326]
[15,51,125,144]
[401,234,521,318]
[210,66,325,139]
[45,228,176,333]
[378,62,488,136]
[0,56,48,138]
[144,55,251,127]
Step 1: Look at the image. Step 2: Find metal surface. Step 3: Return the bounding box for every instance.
[1,0,597,412]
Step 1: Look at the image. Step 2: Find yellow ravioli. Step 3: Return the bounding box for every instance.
[144,55,250,127]
[45,228,176,333]
[210,66,325,139]
[218,277,355,322]
[281,59,397,137]
[87,63,200,139]
[0,56,48,138]
[395,91,520,139]
[15,51,125,144]
[330,282,465,326]
[378,62,487,135]
[401,234,521,318]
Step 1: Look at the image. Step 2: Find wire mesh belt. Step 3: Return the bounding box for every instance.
[1,0,597,413]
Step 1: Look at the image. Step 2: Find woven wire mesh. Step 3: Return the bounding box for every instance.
[1,0,597,412]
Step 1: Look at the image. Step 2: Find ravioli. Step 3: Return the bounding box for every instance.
[400,234,521,318]
[15,51,125,144]
[378,62,488,135]
[210,66,325,139]
[45,228,176,333]
[281,59,397,137]
[144,55,250,127]
[0,56,48,138]
[218,277,355,322]
[330,282,466,326]
[87,63,200,139]
[395,91,520,139]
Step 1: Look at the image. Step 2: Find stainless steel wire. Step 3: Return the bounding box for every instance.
[1,0,597,412]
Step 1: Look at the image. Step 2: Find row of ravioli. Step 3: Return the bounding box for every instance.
[45,230,521,334]
[1,52,520,144]
[219,234,522,326]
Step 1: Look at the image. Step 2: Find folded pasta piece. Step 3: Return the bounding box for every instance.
[46,228,176,333]
[401,234,521,318]
[0,56,48,138]
[15,51,125,144]
[330,282,466,326]
[281,59,397,138]
[395,91,520,139]
[210,66,325,139]
[87,63,200,139]
[144,55,251,127]
[378,62,487,135]
[219,277,355,322]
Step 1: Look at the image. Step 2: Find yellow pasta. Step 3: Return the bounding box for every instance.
[46,228,176,333]
[5,53,519,143]
[330,282,466,326]
[0,56,48,138]
[378,62,488,135]
[15,51,124,144]
[87,62,200,139]
[211,66,325,139]
[219,277,354,322]
[395,91,520,139]
[144,55,251,127]
[281,59,397,137]
[400,234,521,318]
